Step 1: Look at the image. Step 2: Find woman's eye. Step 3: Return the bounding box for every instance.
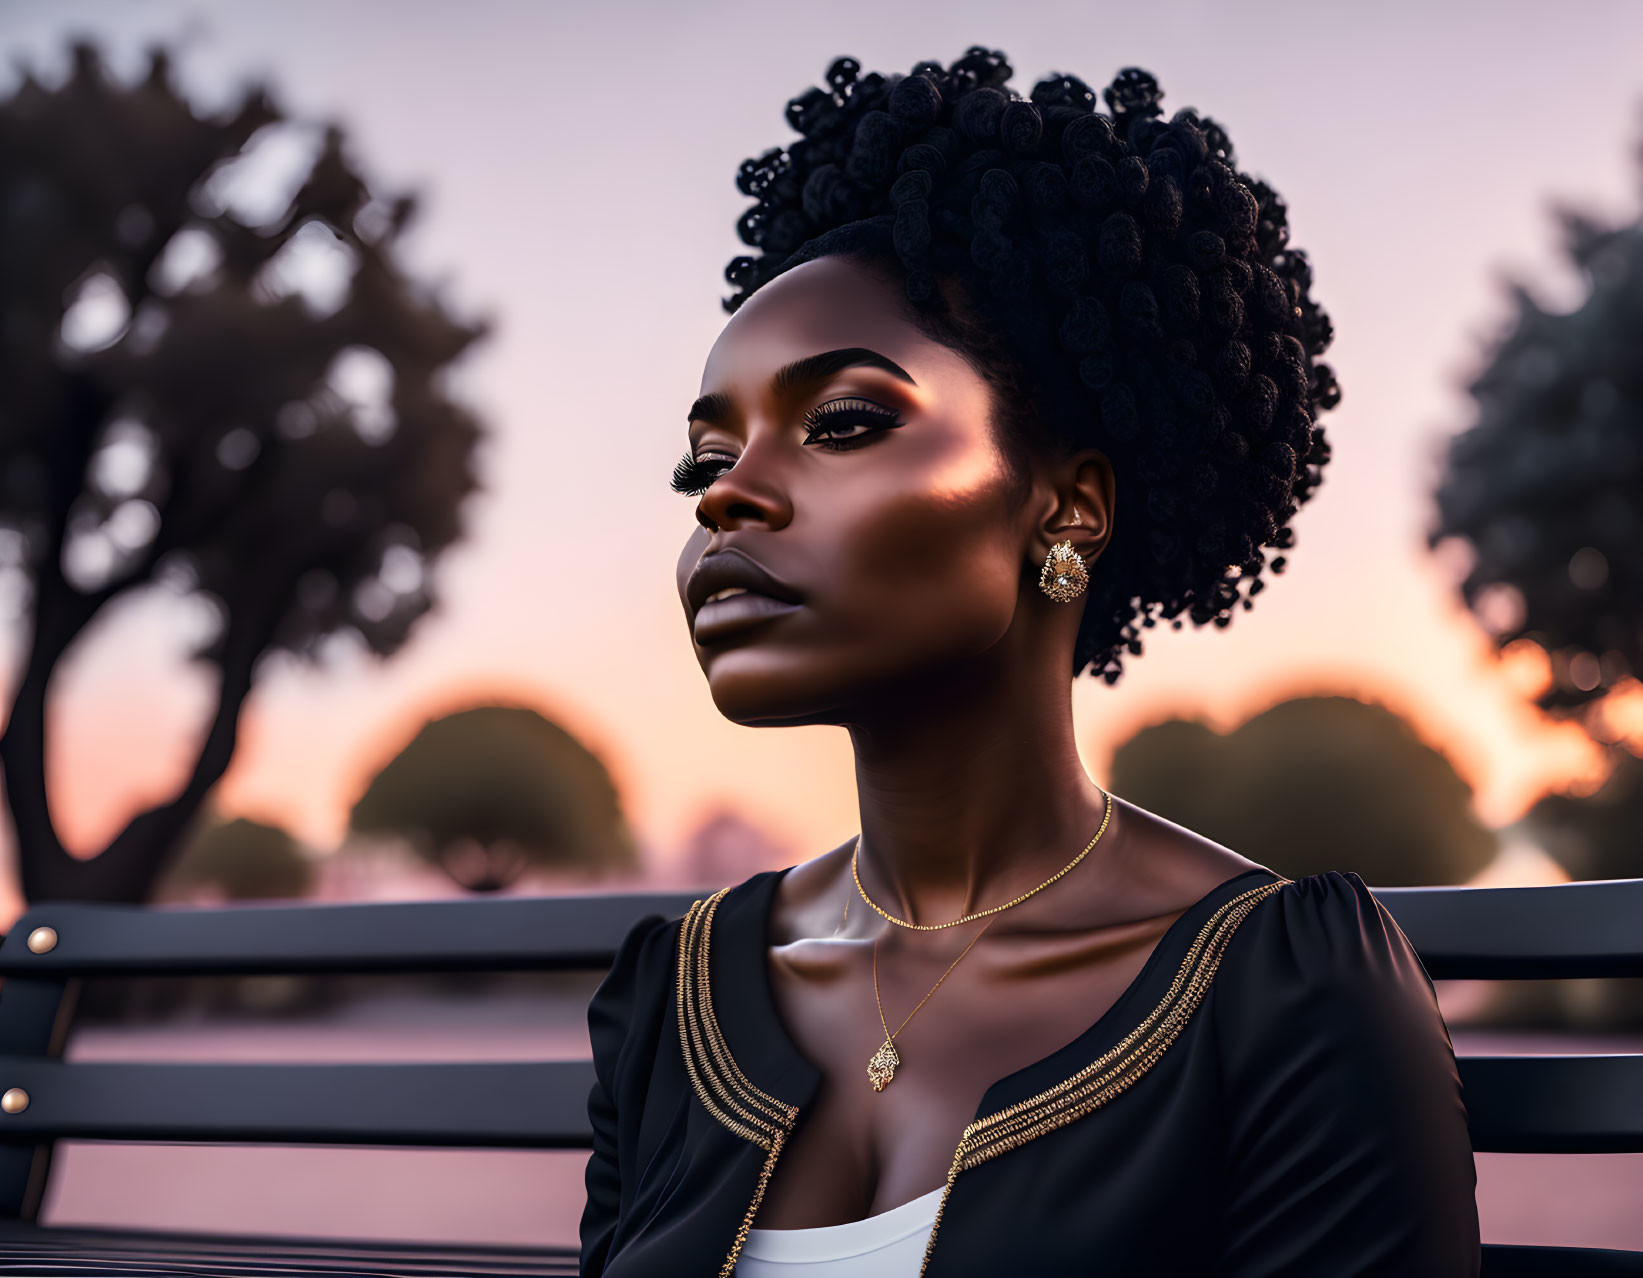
[806,419,875,443]
[800,398,905,449]
[670,400,904,495]
[670,451,736,496]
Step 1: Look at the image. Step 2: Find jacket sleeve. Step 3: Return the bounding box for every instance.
[578,909,674,1278]
[1211,871,1481,1278]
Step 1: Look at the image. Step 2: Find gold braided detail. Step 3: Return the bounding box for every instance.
[675,889,796,1149]
[675,895,775,1147]
[959,878,1287,1165]
[721,1127,787,1278]
[916,1141,967,1278]
[915,876,1289,1275]
[681,894,781,1140]
[673,887,802,1274]
[696,891,798,1123]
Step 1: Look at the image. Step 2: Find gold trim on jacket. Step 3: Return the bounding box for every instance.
[675,877,1290,1276]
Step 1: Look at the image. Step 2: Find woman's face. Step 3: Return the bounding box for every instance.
[674,254,1044,727]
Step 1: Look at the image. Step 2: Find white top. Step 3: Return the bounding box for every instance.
[737,1184,946,1276]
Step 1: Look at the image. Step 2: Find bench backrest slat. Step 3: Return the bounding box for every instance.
[1458,1055,1643,1153]
[0,1057,595,1147]
[0,893,701,977]
[1374,880,1643,978]
[0,1055,1632,1154]
[2,882,1637,980]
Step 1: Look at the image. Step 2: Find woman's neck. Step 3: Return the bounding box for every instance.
[845,647,1113,928]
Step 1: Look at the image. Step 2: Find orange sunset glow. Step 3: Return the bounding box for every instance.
[4,0,1642,931]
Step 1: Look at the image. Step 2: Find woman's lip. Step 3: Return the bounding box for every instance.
[692,590,803,644]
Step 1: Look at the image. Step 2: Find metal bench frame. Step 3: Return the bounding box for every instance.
[0,879,1638,1276]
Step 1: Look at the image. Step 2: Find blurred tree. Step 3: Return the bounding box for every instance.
[1427,134,1643,732]
[349,705,638,892]
[1427,126,1643,882]
[0,43,486,903]
[1110,695,1497,886]
[157,814,314,901]
[1100,717,1226,851]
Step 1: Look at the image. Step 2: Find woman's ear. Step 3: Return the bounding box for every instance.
[1034,450,1115,566]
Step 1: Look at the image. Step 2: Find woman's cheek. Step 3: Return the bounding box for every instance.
[836,462,1023,649]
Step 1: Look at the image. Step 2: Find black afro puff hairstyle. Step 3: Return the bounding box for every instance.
[722,47,1340,685]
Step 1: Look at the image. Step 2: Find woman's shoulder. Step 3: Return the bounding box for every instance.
[591,867,790,1016]
[1210,868,1455,1068]
[1206,870,1480,1266]
[1199,869,1480,1267]
[1228,868,1429,977]
[586,906,682,1049]
[605,863,791,954]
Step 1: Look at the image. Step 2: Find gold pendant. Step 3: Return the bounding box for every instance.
[867,1038,900,1091]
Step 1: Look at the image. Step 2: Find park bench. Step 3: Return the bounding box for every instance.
[0,877,1637,1276]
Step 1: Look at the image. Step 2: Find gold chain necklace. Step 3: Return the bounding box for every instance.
[851,785,1113,931]
[853,789,1112,1089]
[867,918,994,1091]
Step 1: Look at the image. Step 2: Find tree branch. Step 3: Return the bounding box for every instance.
[85,584,290,904]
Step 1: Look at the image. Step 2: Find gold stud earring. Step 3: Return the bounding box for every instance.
[1039,541,1089,602]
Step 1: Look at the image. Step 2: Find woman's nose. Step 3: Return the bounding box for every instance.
[694,436,793,533]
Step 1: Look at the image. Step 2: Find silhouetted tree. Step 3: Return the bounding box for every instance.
[1110,695,1497,886]
[157,814,314,901]
[1428,132,1643,731]
[349,705,638,892]
[0,43,486,903]
[1427,126,1643,882]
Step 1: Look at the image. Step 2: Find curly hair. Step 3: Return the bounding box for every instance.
[722,47,1340,684]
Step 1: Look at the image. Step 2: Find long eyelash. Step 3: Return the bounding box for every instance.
[671,452,730,497]
[800,398,904,448]
[800,397,899,431]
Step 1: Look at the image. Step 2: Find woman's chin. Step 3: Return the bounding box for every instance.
[701,655,851,728]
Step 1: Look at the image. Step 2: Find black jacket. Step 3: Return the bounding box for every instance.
[579,866,1481,1276]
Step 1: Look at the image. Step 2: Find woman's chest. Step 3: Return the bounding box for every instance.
[609,1033,1230,1278]
[598,877,1290,1277]
[755,919,1178,1228]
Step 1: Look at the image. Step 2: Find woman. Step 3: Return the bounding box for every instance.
[580,47,1480,1277]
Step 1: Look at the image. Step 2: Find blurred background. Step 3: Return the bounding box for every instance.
[3,0,1642,1255]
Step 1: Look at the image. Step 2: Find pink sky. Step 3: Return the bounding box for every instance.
[3,0,1641,915]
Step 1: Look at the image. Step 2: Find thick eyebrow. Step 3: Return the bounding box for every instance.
[686,347,917,427]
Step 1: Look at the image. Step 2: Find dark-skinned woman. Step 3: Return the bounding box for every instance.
[579,47,1480,1278]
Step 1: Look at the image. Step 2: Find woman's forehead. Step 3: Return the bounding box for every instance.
[700,256,957,398]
